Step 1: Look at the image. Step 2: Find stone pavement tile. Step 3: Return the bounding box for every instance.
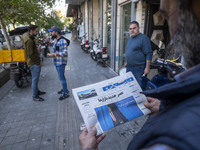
[0,145,12,150]
[39,145,54,150]
[13,114,26,122]
[16,110,29,117]
[11,141,27,150]
[6,112,17,120]
[14,133,29,143]
[2,116,15,124]
[26,138,41,150]
[10,121,23,129]
[0,123,11,130]
[0,114,7,123]
[45,110,57,116]
[40,145,54,150]
[1,135,16,146]
[33,117,46,125]
[22,120,34,127]
[25,145,40,150]
[44,121,56,129]
[0,129,8,138]
[31,125,44,133]
[40,136,54,147]
[42,128,56,138]
[19,126,32,134]
[0,137,3,144]
[35,112,47,119]
[29,131,43,140]
[24,113,37,120]
[6,127,20,137]
[45,115,57,123]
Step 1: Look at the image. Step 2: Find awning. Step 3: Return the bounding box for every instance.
[65,0,85,5]
[66,4,79,17]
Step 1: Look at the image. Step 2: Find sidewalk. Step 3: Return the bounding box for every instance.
[0,34,147,150]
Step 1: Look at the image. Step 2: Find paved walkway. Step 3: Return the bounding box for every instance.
[0,34,147,150]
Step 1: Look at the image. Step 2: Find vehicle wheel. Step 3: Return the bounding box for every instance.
[90,52,97,60]
[15,77,23,88]
[102,61,107,67]
[81,44,85,50]
[85,47,90,53]
[82,47,89,53]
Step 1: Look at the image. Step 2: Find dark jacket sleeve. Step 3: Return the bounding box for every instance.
[26,39,40,65]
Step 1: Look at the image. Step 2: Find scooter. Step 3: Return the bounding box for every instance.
[90,39,109,67]
[80,34,90,53]
[40,40,49,57]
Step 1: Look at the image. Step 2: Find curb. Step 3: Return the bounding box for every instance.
[0,69,10,88]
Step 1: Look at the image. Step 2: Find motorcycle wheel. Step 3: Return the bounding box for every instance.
[101,59,107,67]
[90,52,97,60]
[15,77,23,88]
[83,47,90,53]
[81,44,85,50]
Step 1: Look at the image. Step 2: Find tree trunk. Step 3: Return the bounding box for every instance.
[0,17,12,50]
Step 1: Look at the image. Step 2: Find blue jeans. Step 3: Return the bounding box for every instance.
[55,64,68,94]
[126,65,146,90]
[30,65,41,98]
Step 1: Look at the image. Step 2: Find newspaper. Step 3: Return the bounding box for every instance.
[72,72,151,135]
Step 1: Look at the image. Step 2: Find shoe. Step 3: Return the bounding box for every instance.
[33,96,44,101]
[38,90,46,95]
[59,93,69,100]
[58,89,63,94]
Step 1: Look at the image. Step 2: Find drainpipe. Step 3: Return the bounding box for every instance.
[90,0,93,43]
[99,0,103,47]
[87,0,89,40]
[131,2,136,21]
[110,0,117,70]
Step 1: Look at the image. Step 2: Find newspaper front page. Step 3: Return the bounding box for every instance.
[72,72,151,135]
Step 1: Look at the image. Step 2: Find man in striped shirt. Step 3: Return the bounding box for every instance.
[48,26,69,100]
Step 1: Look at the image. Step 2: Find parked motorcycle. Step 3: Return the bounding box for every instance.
[40,40,49,57]
[80,34,90,53]
[90,39,109,67]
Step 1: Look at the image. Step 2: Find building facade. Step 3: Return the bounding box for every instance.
[66,0,169,73]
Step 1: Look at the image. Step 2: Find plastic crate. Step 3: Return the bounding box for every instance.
[0,49,26,63]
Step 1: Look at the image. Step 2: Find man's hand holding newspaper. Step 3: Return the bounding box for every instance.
[72,72,151,135]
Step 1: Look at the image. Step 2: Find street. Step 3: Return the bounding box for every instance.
[0,34,147,150]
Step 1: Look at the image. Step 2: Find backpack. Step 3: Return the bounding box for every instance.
[57,36,70,46]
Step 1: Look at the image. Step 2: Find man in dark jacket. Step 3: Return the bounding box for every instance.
[79,0,200,149]
[24,24,45,101]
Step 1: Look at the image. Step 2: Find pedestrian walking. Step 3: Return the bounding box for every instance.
[48,26,69,100]
[24,24,46,101]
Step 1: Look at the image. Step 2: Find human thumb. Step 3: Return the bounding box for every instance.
[90,127,97,136]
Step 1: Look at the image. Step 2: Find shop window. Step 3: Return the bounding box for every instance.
[119,2,132,68]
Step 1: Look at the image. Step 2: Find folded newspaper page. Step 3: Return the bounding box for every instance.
[72,72,151,135]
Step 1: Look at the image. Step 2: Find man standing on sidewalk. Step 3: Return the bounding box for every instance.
[125,21,152,90]
[48,26,69,100]
[24,24,46,101]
